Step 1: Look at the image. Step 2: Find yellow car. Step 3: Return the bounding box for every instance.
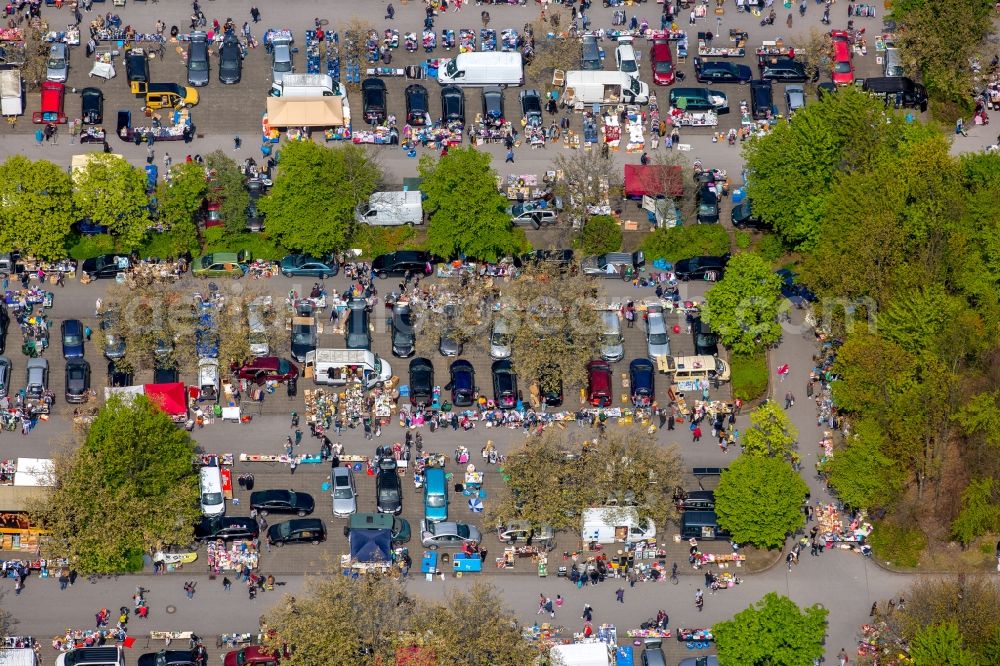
[143,83,199,109]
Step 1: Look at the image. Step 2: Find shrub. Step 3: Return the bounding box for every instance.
[350,224,417,259]
[579,215,622,255]
[735,230,752,250]
[140,226,200,259]
[757,234,786,263]
[730,352,768,401]
[67,233,115,260]
[640,224,730,264]
[202,227,287,260]
[868,521,927,568]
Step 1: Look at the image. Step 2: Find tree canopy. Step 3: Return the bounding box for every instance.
[714,455,807,549]
[420,147,528,261]
[155,161,206,254]
[740,401,798,459]
[29,395,200,572]
[203,150,250,239]
[714,592,828,666]
[0,157,76,260]
[702,252,784,355]
[72,154,150,251]
[579,215,622,255]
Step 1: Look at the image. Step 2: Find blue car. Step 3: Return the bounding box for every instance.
[61,319,85,359]
[196,314,219,358]
[279,254,339,278]
[447,359,476,407]
[629,358,655,407]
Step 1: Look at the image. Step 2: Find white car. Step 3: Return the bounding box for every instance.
[615,38,639,78]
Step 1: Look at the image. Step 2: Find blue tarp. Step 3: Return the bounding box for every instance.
[350,528,391,564]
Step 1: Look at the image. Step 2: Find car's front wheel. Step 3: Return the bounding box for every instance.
[428,544,438,550]
[297,510,307,517]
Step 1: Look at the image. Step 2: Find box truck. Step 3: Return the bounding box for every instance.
[581,507,656,545]
[563,70,649,105]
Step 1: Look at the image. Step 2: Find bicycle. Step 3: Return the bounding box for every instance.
[669,564,679,585]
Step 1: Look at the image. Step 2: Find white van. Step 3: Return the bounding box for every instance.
[355,191,423,226]
[0,648,38,666]
[55,647,125,666]
[199,465,225,517]
[563,70,650,105]
[305,348,392,389]
[599,311,623,362]
[657,354,731,390]
[550,644,611,666]
[581,507,656,544]
[438,52,524,87]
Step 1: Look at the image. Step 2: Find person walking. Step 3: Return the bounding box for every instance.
[184,581,196,599]
[668,412,675,430]
[250,6,261,23]
[837,648,849,665]
[233,135,242,150]
[543,597,555,617]
[784,391,794,409]
[223,576,232,591]
[505,148,515,163]
[385,3,395,19]
[56,272,65,288]
[582,603,593,622]
[615,588,624,603]
[537,593,546,614]
[695,589,704,611]
[692,425,702,442]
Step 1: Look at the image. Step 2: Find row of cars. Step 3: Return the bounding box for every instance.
[361,78,543,127]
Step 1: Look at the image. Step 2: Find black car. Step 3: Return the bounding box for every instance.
[693,318,720,356]
[731,199,770,230]
[138,650,198,666]
[153,364,179,384]
[249,489,315,516]
[218,33,243,84]
[750,80,775,120]
[491,359,518,410]
[81,87,104,124]
[372,251,435,278]
[194,516,259,541]
[517,249,575,272]
[107,360,134,387]
[376,459,403,515]
[82,253,127,280]
[245,178,266,232]
[65,358,90,404]
[519,88,543,125]
[694,58,753,84]
[391,303,417,358]
[760,58,814,83]
[482,86,505,128]
[446,359,476,407]
[538,363,563,407]
[775,269,818,306]
[0,304,8,355]
[673,254,730,281]
[440,85,465,123]
[696,183,719,224]
[409,357,434,407]
[266,518,327,546]
[362,77,387,125]
[345,300,371,350]
[405,84,429,126]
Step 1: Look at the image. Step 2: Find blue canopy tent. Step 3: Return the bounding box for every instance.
[349,529,391,566]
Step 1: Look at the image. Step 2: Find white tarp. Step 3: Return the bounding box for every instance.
[0,70,22,116]
[14,458,54,487]
[104,384,145,402]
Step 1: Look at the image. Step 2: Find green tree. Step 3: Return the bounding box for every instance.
[714,592,828,666]
[579,215,622,255]
[29,395,200,572]
[827,418,906,510]
[155,161,206,254]
[893,576,1000,656]
[714,456,807,549]
[551,151,623,228]
[420,147,527,261]
[951,478,1000,548]
[0,157,76,260]
[702,252,783,355]
[640,224,731,263]
[741,401,798,459]
[72,154,150,251]
[204,151,251,239]
[259,142,380,254]
[910,622,981,666]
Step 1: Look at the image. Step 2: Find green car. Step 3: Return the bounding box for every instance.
[192,251,251,278]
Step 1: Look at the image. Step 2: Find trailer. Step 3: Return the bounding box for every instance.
[0,69,22,117]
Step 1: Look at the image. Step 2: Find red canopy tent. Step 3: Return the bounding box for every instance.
[624,164,684,199]
[144,382,188,421]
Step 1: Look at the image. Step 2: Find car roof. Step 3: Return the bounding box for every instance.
[833,40,850,58]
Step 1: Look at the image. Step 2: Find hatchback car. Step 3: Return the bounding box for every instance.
[195,314,219,358]
[629,358,654,407]
[696,183,719,224]
[65,359,91,404]
[186,32,210,87]
[784,85,806,115]
[586,359,613,407]
[508,200,558,228]
[153,364,179,384]
[391,303,417,358]
[0,356,11,398]
[409,357,434,407]
[267,518,327,546]
[482,87,505,127]
[271,39,293,85]
[345,300,371,350]
[489,318,513,360]
[694,58,752,84]
[673,254,730,281]
[420,520,482,549]
[830,33,855,86]
[731,199,769,230]
[194,516,259,541]
[218,33,243,84]
[108,360,134,388]
[519,89,543,125]
[233,356,298,383]
[405,84,429,126]
[447,359,476,406]
[372,251,434,278]
[46,42,69,82]
[645,304,671,358]
[376,459,403,515]
[61,319,85,359]
[25,357,48,399]
[491,359,518,410]
[438,303,464,357]
[81,87,104,124]
[279,254,338,278]
[538,363,563,407]
[649,38,675,85]
[250,489,315,516]
[693,318,720,356]
[440,85,465,123]
[82,253,129,280]
[615,38,639,77]
[498,522,554,545]
[581,33,604,70]
[362,77,387,124]
[331,467,358,517]
[192,251,250,278]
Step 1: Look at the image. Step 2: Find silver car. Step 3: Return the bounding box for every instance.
[46,43,69,83]
[420,520,482,549]
[0,356,11,398]
[785,85,806,116]
[489,318,513,360]
[331,467,357,516]
[599,311,624,362]
[271,38,293,84]
[645,304,671,358]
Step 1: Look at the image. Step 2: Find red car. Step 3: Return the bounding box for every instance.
[233,356,299,384]
[223,646,282,666]
[830,31,854,86]
[586,359,613,407]
[649,38,675,85]
[32,81,67,124]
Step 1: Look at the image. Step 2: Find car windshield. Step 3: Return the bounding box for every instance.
[698,202,717,214]
[455,524,470,538]
[620,56,637,72]
[274,60,292,73]
[64,333,82,345]
[696,332,717,345]
[655,61,672,73]
[427,494,445,508]
[601,333,621,346]
[292,327,313,344]
[334,484,353,499]
[68,367,85,382]
[648,332,668,345]
[492,332,511,346]
[278,360,290,374]
[48,56,65,67]
[190,59,208,71]
[203,492,223,505]
[834,61,852,73]
[379,486,398,502]
[276,522,291,537]
[445,59,458,77]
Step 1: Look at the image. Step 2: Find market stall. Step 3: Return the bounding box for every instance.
[117,108,192,143]
[0,458,53,551]
[207,539,258,574]
[624,164,685,200]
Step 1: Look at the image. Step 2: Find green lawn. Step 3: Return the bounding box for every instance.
[730,351,769,401]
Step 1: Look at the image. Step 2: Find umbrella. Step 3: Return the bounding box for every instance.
[468,498,483,512]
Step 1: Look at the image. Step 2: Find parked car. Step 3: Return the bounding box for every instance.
[649,37,675,85]
[25,357,48,400]
[32,80,67,124]
[615,37,639,77]
[153,364,178,384]
[376,459,403,515]
[440,85,465,122]
[760,58,814,82]
[65,359,90,404]
[267,518,327,546]
[345,300,371,350]
[693,318,720,356]
[491,359,518,410]
[343,513,412,544]
[580,251,645,277]
[447,359,476,407]
[696,183,719,224]
[785,84,806,115]
[331,467,358,517]
[138,650,197,666]
[775,268,818,306]
[482,86,505,127]
[195,314,219,358]
[0,356,11,398]
[508,200,558,228]
[186,31,210,86]
[233,357,298,384]
[519,88,543,125]
[290,314,316,363]
[628,358,654,406]
[192,251,250,278]
[81,87,104,124]
[46,42,69,82]
[409,357,434,407]
[538,363,563,407]
[372,251,434,278]
[731,199,769,230]
[750,80,775,120]
[61,319,85,359]
[271,39,293,84]
[489,318,513,360]
[218,33,243,84]
[250,489,315,516]
[694,58,752,84]
[391,303,417,358]
[420,520,482,549]
[405,84,429,126]
[0,305,7,355]
[362,77,387,124]
[245,177,266,232]
[673,254,730,281]
[109,360,134,387]
[498,522,554,545]
[194,516,259,541]
[223,646,283,666]
[82,254,129,280]
[279,254,338,278]
[645,304,671,358]
[830,32,855,86]
[438,303,464,357]
[586,359,613,407]
[100,309,126,360]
